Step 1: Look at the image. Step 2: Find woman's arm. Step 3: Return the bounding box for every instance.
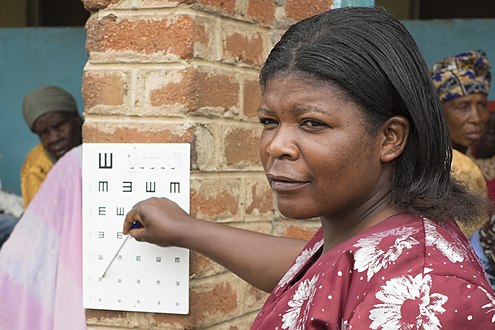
[124,197,307,292]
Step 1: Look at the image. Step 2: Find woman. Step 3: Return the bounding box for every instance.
[124,7,495,328]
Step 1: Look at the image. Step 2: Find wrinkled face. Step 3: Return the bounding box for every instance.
[258,74,387,220]
[32,111,83,160]
[442,93,489,150]
[476,111,495,158]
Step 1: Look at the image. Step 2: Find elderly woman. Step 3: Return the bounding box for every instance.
[21,86,83,207]
[124,7,495,328]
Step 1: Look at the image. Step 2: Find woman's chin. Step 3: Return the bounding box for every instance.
[277,206,318,220]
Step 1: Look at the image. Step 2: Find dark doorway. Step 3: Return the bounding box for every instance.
[420,0,495,19]
[28,0,89,26]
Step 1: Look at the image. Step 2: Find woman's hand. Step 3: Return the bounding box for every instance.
[123,197,193,248]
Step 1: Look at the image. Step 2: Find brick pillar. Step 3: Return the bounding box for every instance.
[81,0,330,328]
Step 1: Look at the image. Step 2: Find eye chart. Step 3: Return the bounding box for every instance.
[82,143,190,314]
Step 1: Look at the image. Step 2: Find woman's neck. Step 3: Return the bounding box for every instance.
[453,143,468,154]
[319,200,399,253]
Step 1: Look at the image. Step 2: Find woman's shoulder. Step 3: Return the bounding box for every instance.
[348,214,487,282]
[324,214,494,326]
[21,144,53,174]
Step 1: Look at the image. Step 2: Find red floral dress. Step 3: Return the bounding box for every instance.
[251,214,495,329]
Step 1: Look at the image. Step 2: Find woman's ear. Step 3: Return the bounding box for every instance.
[379,116,410,163]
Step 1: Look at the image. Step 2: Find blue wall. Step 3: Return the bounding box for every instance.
[0,27,87,195]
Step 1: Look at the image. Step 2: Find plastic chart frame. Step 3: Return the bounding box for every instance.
[82,143,190,314]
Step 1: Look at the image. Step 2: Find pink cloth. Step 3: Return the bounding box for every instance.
[252,214,495,329]
[0,146,86,330]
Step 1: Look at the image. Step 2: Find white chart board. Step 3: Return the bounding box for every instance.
[82,143,190,314]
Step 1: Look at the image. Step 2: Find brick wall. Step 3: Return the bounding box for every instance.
[81,0,329,328]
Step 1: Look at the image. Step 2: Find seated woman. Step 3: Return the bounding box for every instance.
[21,86,83,208]
[123,7,495,328]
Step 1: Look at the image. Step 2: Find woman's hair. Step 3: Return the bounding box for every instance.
[259,6,487,223]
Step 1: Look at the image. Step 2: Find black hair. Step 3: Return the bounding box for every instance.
[259,6,487,223]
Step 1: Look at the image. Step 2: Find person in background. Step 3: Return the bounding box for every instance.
[0,181,23,249]
[429,50,491,210]
[471,109,495,290]
[430,50,492,221]
[21,85,83,207]
[431,50,495,290]
[430,50,491,155]
[124,7,495,328]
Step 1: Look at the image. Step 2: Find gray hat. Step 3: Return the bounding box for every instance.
[22,86,79,131]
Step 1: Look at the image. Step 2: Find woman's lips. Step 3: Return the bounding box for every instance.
[465,131,482,141]
[267,174,310,192]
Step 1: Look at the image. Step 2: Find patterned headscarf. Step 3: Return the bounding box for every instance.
[430,50,491,102]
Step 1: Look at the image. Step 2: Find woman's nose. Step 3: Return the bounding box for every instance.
[45,128,62,144]
[265,127,299,159]
[469,105,488,125]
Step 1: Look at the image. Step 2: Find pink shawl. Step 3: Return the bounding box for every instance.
[0,146,86,329]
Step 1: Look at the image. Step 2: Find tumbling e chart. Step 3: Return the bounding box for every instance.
[82,143,190,314]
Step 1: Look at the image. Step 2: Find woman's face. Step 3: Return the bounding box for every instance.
[33,111,83,161]
[442,93,489,151]
[258,74,389,220]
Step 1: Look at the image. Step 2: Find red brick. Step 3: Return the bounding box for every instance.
[153,279,238,327]
[190,178,241,220]
[147,312,192,329]
[82,0,114,11]
[272,218,321,240]
[243,77,261,118]
[247,0,275,24]
[147,68,240,113]
[82,71,128,110]
[224,30,266,67]
[190,251,226,278]
[285,0,333,21]
[85,309,132,327]
[190,280,238,323]
[224,127,261,166]
[245,180,273,217]
[86,14,209,59]
[284,225,320,240]
[176,0,236,15]
[238,279,268,313]
[83,122,194,143]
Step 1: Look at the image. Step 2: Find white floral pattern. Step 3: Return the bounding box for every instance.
[251,215,495,329]
[278,239,324,288]
[369,273,447,329]
[480,286,495,323]
[282,274,320,330]
[423,219,469,263]
[354,226,419,281]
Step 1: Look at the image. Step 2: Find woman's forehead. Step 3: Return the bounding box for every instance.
[33,111,74,130]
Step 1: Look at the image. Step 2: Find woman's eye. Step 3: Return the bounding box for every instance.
[259,118,278,127]
[301,119,326,128]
